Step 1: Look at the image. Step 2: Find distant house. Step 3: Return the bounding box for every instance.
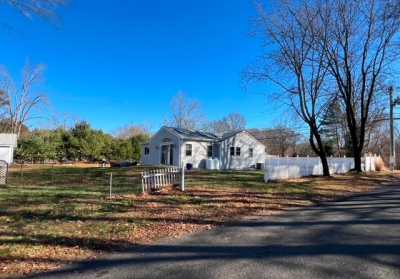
[0,134,17,164]
[141,126,268,170]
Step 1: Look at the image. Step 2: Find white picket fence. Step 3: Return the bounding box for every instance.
[264,156,380,181]
[141,167,184,193]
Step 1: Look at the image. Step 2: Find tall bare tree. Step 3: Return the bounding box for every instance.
[207,113,247,135]
[313,0,400,172]
[165,91,204,130]
[249,1,333,175]
[0,64,47,137]
[250,126,299,156]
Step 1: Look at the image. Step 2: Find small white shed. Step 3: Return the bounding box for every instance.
[0,134,17,164]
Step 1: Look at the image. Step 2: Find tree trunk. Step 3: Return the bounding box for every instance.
[346,117,363,172]
[353,148,362,172]
[309,125,330,177]
[314,133,330,177]
[320,153,330,176]
[351,133,363,173]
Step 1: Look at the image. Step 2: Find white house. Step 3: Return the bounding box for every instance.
[0,134,17,164]
[141,126,268,170]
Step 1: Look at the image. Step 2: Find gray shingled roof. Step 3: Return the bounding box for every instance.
[164,126,219,141]
[163,127,251,142]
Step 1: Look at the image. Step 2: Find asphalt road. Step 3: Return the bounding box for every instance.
[30,185,400,279]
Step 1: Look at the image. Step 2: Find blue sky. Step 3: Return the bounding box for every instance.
[0,0,286,133]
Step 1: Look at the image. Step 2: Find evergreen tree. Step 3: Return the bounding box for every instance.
[320,99,350,157]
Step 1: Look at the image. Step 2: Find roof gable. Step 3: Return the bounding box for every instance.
[220,130,265,146]
[220,130,243,140]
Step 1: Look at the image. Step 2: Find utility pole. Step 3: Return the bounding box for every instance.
[389,86,395,171]
[389,86,400,171]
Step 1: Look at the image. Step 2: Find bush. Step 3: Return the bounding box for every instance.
[375,156,386,171]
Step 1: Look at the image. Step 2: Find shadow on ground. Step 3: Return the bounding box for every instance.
[24,185,400,279]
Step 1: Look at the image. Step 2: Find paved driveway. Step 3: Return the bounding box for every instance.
[31,185,400,279]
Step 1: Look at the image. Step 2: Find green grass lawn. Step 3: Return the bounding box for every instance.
[0,165,398,278]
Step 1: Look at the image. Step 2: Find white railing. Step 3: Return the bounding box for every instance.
[141,167,184,193]
[264,155,380,181]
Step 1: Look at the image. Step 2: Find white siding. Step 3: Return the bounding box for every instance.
[219,131,266,170]
[141,128,268,170]
[140,128,180,166]
[181,141,211,169]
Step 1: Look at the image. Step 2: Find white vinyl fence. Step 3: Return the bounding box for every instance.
[141,167,184,193]
[264,155,380,181]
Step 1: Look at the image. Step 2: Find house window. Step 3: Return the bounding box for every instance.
[249,148,253,158]
[236,147,241,156]
[230,146,241,156]
[186,144,192,156]
[144,147,150,155]
[207,145,213,157]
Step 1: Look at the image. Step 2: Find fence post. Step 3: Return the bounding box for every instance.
[20,162,23,182]
[141,172,145,194]
[156,169,160,190]
[5,162,8,185]
[180,166,185,191]
[151,170,155,191]
[161,169,165,188]
[109,172,113,198]
[159,169,163,188]
[51,163,54,185]
[157,169,161,190]
[153,170,157,190]
[286,156,289,180]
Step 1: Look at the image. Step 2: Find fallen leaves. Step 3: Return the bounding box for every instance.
[1,168,399,279]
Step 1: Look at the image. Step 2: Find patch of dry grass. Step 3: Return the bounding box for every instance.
[0,166,398,278]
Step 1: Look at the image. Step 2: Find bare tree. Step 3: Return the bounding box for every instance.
[207,113,247,135]
[4,0,65,20]
[115,124,150,139]
[0,63,47,137]
[249,1,333,175]
[250,126,299,156]
[165,91,204,130]
[314,0,400,171]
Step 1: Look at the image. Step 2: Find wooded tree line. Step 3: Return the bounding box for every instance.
[14,122,149,163]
